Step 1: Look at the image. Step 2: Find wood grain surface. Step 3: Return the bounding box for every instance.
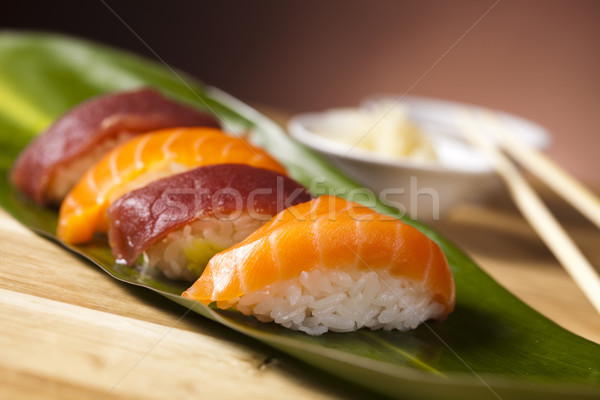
[3,185,599,400]
[0,208,373,400]
[1,114,599,399]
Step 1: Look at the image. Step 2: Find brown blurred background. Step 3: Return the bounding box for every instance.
[2,0,599,183]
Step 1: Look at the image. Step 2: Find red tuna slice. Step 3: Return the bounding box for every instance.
[107,164,312,272]
[10,88,220,205]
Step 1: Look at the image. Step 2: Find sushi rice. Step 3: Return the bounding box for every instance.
[219,266,446,336]
[144,214,268,281]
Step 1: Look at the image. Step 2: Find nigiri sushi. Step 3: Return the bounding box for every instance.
[183,195,455,335]
[107,164,312,281]
[58,127,286,244]
[11,88,219,205]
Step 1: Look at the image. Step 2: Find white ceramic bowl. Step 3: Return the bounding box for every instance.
[288,96,551,221]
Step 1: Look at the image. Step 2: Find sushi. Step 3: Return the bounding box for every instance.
[58,127,287,244]
[183,195,455,335]
[10,88,219,205]
[107,164,312,281]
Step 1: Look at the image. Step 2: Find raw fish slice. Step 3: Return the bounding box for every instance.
[107,164,312,280]
[58,128,286,244]
[11,88,220,205]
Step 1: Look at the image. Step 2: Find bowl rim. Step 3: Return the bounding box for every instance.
[287,95,551,176]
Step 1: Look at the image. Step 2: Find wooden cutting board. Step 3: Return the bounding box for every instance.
[0,207,370,400]
[1,119,599,399]
[3,190,599,400]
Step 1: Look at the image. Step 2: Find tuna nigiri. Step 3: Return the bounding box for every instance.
[11,88,220,205]
[183,195,455,335]
[58,128,286,244]
[107,164,312,281]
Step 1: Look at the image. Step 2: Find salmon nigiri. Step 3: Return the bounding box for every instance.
[183,196,455,335]
[58,127,286,244]
[183,195,455,335]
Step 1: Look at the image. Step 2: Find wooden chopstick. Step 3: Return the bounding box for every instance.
[483,111,600,231]
[458,110,600,315]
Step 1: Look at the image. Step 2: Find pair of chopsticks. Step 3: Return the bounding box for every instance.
[459,110,600,315]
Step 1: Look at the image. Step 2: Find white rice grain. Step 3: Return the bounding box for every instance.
[145,213,267,281]
[231,266,447,335]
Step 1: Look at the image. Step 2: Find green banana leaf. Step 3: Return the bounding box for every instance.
[0,31,599,400]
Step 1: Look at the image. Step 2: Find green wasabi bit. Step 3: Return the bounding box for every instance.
[184,238,226,276]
